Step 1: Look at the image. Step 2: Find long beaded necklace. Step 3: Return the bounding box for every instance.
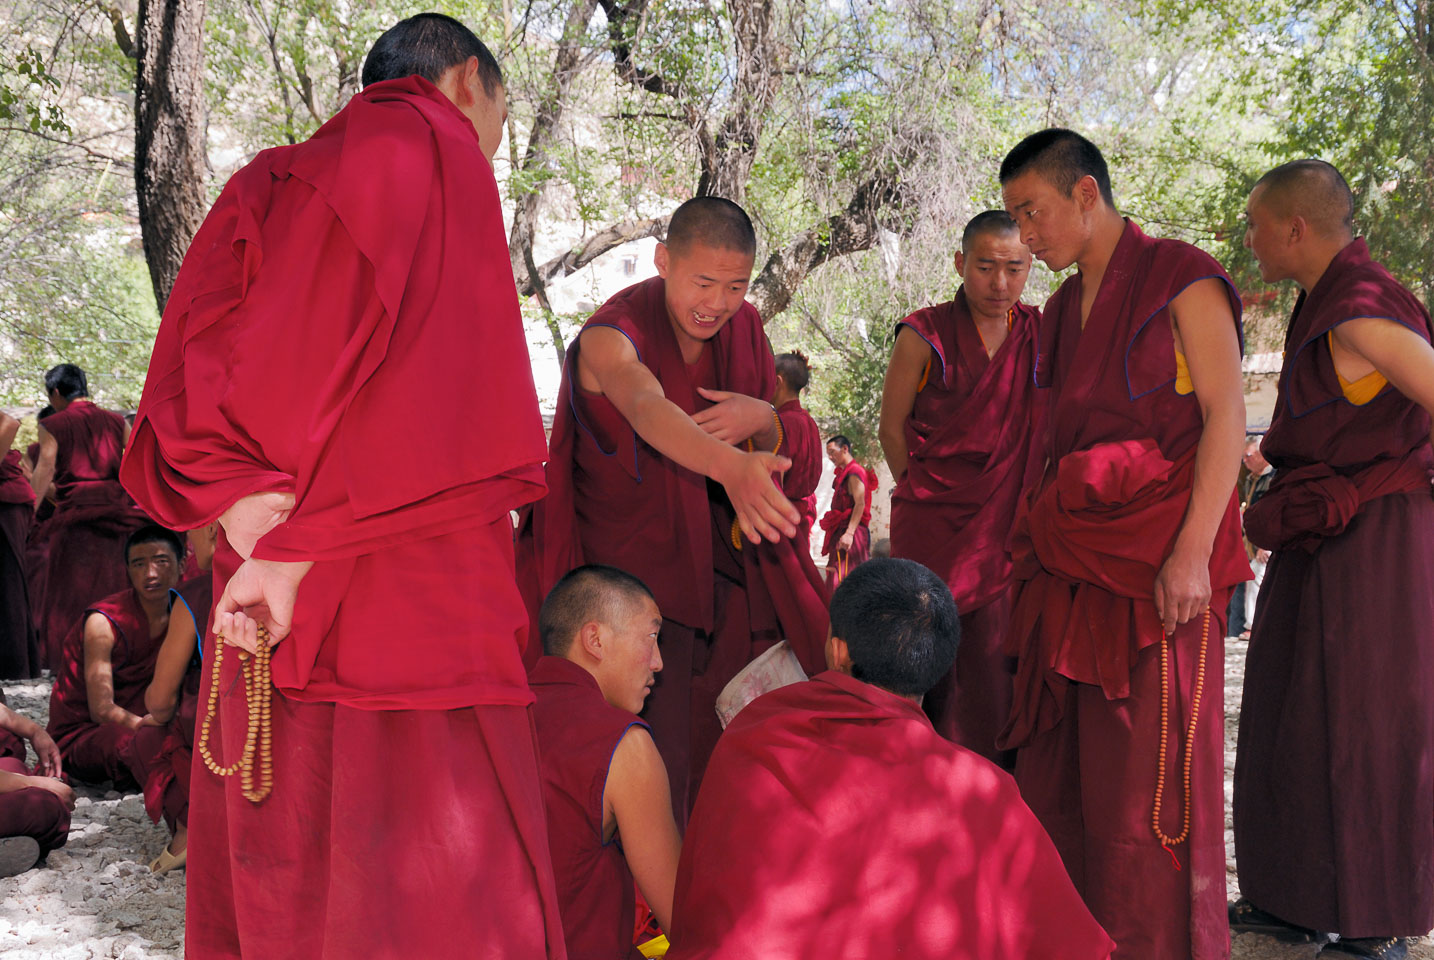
[196,623,274,803]
[1151,607,1210,868]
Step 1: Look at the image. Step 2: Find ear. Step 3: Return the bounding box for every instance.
[1074,174,1101,211]
[954,250,966,277]
[578,620,605,662]
[1288,215,1307,245]
[654,242,670,278]
[825,632,853,674]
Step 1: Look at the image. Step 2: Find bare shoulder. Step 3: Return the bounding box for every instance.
[575,324,642,394]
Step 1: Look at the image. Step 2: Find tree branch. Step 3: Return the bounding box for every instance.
[517,215,670,297]
[102,4,137,59]
[596,0,688,101]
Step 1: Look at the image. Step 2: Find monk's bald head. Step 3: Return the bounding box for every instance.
[1251,159,1354,241]
[664,197,757,259]
[1000,128,1115,207]
[539,565,656,657]
[362,13,502,96]
[961,210,1020,253]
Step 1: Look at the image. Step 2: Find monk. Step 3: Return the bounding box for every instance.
[880,210,1042,764]
[23,406,56,647]
[45,525,181,786]
[0,411,38,678]
[531,565,681,958]
[997,128,1250,960]
[772,351,823,555]
[119,15,564,959]
[0,699,72,877]
[667,557,1114,960]
[818,435,873,588]
[1230,160,1434,960]
[30,364,150,670]
[528,195,826,820]
[124,523,216,874]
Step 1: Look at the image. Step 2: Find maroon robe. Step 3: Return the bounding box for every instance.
[531,657,648,960]
[120,77,563,959]
[0,756,69,857]
[1000,220,1250,960]
[527,276,830,817]
[819,460,873,589]
[777,398,822,556]
[0,450,38,678]
[46,587,161,787]
[668,670,1115,960]
[890,291,1044,763]
[1234,239,1434,938]
[23,442,53,649]
[36,400,149,670]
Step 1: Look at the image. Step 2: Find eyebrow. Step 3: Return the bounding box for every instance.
[696,274,749,284]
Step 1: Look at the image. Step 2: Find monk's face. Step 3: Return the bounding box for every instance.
[825,442,851,468]
[1001,170,1097,273]
[126,541,181,603]
[956,229,1032,323]
[1243,187,1294,284]
[1242,443,1270,475]
[594,595,664,715]
[187,524,218,573]
[654,241,754,350]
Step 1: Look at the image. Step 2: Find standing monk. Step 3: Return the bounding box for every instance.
[528,196,820,819]
[818,435,873,589]
[30,364,149,669]
[0,412,38,677]
[997,128,1250,960]
[119,14,565,959]
[1232,160,1434,960]
[880,210,1042,764]
[772,352,824,557]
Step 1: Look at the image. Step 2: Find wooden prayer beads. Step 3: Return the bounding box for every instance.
[1152,607,1210,857]
[196,622,275,804]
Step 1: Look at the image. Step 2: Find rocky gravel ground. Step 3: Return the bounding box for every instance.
[0,642,1426,958]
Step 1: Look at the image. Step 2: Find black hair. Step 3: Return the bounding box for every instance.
[664,196,757,258]
[539,564,657,657]
[361,13,503,94]
[44,364,88,401]
[999,128,1115,207]
[961,210,1020,251]
[829,558,960,697]
[1253,159,1354,235]
[775,351,812,393]
[826,435,852,450]
[124,524,184,564]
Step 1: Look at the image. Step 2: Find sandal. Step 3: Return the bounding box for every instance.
[149,842,187,875]
[1322,938,1408,959]
[1229,897,1332,944]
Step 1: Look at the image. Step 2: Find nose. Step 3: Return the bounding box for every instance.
[1021,224,1037,248]
[1242,228,1252,250]
[651,644,663,673]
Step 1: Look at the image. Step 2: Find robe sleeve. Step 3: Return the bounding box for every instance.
[777,406,821,502]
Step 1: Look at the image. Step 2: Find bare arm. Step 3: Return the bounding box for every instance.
[83,613,145,730]
[843,475,866,537]
[605,726,681,934]
[0,412,18,451]
[1161,278,1247,634]
[578,326,797,543]
[1331,317,1434,446]
[879,327,931,481]
[146,602,198,724]
[30,428,57,511]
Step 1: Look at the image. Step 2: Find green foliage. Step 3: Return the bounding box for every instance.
[0,46,69,135]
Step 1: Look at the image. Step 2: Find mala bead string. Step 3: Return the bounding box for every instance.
[196,622,275,804]
[1152,607,1210,870]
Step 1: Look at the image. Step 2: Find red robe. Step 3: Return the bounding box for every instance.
[46,587,159,787]
[530,656,648,960]
[1000,220,1250,960]
[1234,238,1434,938]
[36,400,149,670]
[667,670,1115,960]
[119,77,564,959]
[777,398,822,558]
[526,276,829,816]
[0,449,38,678]
[890,290,1044,763]
[819,459,873,588]
[23,442,53,649]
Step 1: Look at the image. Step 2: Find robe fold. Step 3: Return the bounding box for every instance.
[531,656,648,960]
[889,290,1044,762]
[0,450,38,678]
[777,397,823,557]
[119,76,563,959]
[667,670,1115,960]
[36,400,149,671]
[1234,238,1434,938]
[46,587,160,787]
[819,460,873,588]
[1002,219,1249,960]
[525,275,829,816]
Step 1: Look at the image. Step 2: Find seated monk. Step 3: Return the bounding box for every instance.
[818,435,874,589]
[126,523,216,874]
[530,564,681,958]
[0,699,73,877]
[46,524,182,787]
[666,557,1115,960]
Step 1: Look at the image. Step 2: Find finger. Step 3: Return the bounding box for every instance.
[1152,580,1170,636]
[696,387,732,401]
[692,407,718,424]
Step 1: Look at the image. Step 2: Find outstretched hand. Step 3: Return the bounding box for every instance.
[716,449,799,544]
[215,558,313,654]
[693,388,774,445]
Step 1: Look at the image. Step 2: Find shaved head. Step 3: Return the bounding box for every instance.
[1252,160,1354,240]
[961,210,1020,253]
[999,128,1115,207]
[665,196,757,258]
[539,565,656,657]
[362,13,502,95]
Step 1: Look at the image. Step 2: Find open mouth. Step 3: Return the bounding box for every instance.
[691,312,720,327]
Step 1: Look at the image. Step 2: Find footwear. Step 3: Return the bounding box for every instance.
[1229,897,1332,944]
[149,843,187,875]
[1322,938,1409,959]
[0,836,41,878]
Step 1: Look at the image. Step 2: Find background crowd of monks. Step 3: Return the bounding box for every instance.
[0,11,1431,960]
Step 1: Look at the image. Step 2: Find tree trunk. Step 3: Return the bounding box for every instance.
[134,0,209,311]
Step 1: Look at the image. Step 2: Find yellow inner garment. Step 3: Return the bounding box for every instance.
[1174,350,1194,396]
[1174,337,1385,404]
